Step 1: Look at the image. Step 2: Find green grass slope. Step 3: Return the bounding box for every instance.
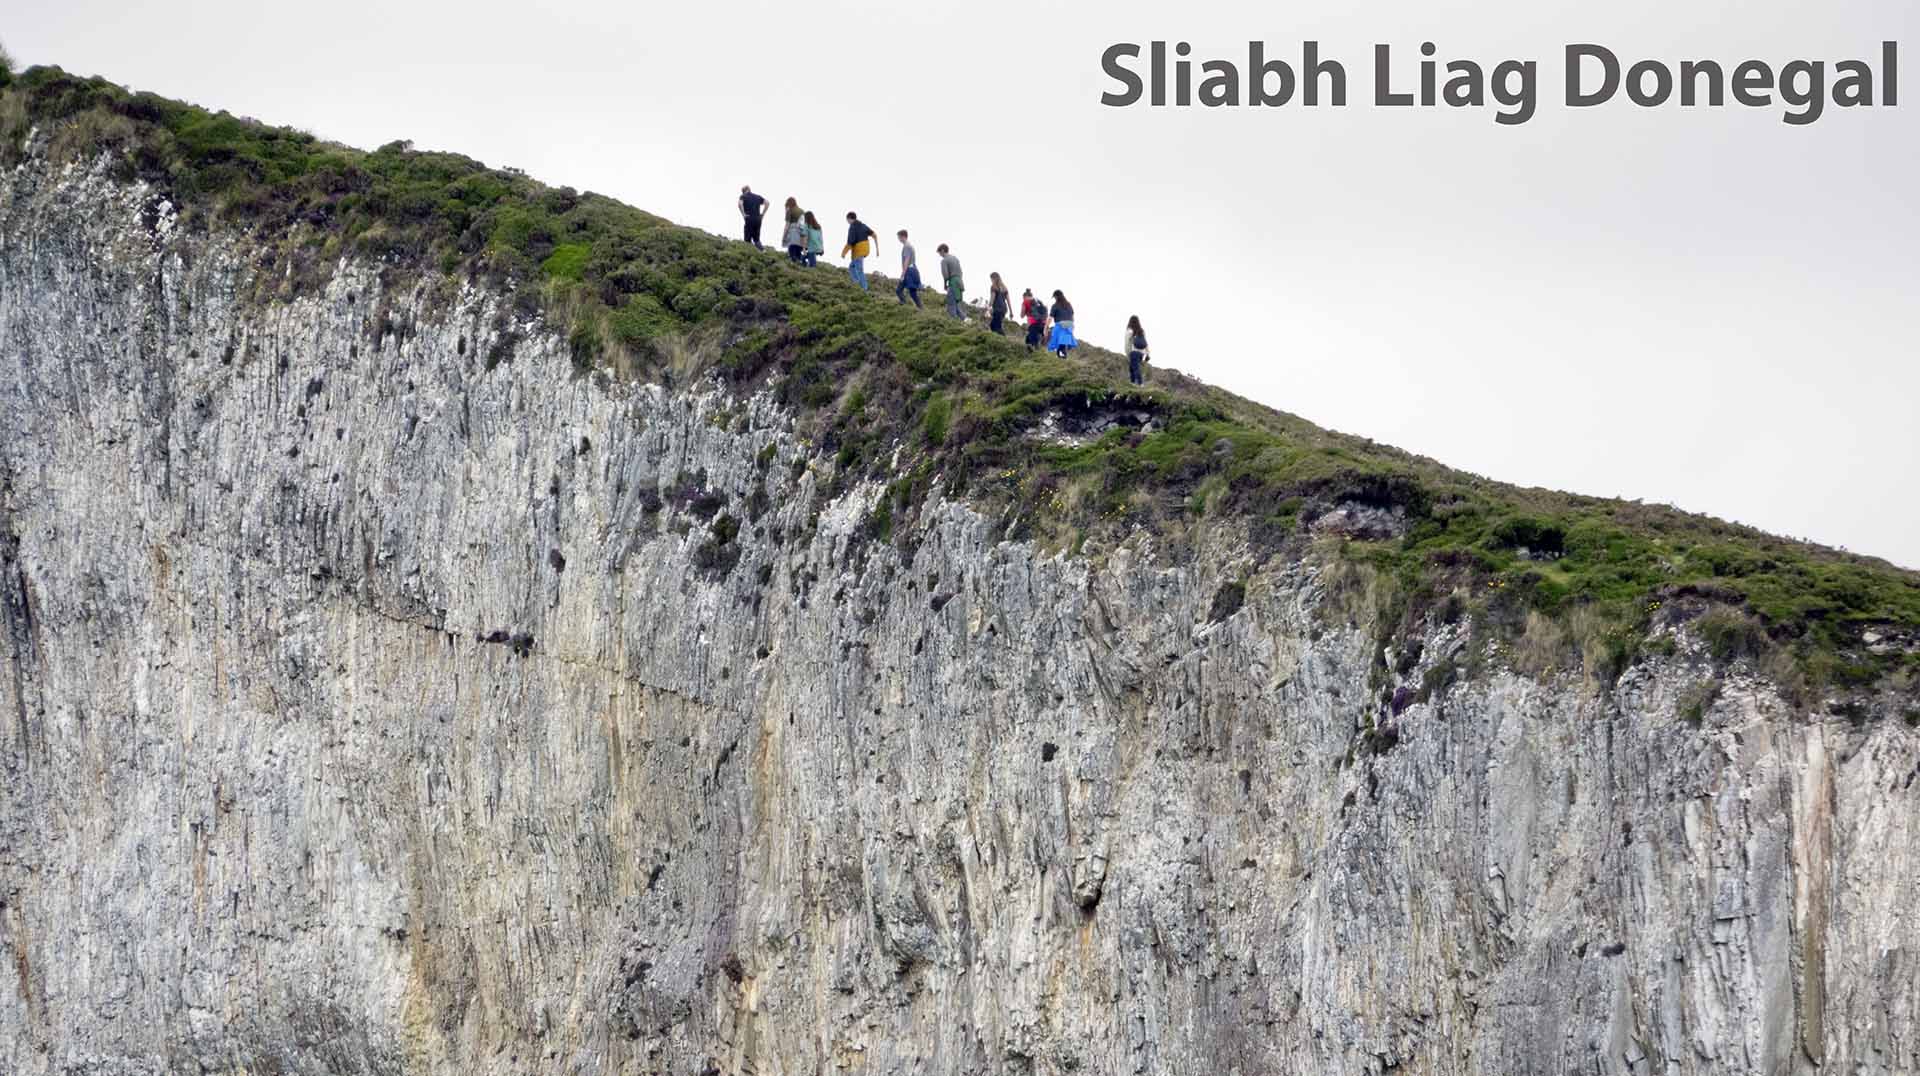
[3,62,1916,714]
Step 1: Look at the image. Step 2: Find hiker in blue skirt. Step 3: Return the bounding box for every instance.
[1047,290,1076,357]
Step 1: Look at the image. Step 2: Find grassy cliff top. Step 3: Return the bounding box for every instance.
[4,62,1916,713]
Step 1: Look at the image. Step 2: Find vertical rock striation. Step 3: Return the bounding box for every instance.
[2,155,1916,1076]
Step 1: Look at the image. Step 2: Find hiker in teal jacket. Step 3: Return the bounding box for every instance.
[802,211,824,268]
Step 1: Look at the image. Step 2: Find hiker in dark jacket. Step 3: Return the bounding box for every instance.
[1047,291,1076,357]
[988,273,1012,334]
[738,186,767,249]
[841,212,876,290]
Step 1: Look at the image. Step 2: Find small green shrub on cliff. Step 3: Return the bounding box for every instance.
[693,514,741,577]
[1695,608,1769,663]
[541,242,590,281]
[1679,679,1722,725]
[922,394,952,446]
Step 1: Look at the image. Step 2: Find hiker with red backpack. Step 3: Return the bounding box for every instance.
[1021,289,1048,351]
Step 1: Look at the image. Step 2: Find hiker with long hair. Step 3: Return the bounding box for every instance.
[802,211,824,268]
[1022,289,1047,351]
[988,273,1011,334]
[1048,290,1076,357]
[895,230,924,308]
[1125,315,1149,385]
[782,198,807,264]
[842,211,876,290]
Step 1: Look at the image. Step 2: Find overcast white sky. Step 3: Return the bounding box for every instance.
[9,1,1916,568]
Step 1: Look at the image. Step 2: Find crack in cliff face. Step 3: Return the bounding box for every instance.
[0,464,40,773]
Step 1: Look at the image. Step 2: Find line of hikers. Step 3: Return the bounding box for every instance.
[737,185,1151,385]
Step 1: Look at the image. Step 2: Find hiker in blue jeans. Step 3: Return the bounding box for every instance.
[894,230,924,308]
[1125,315,1149,385]
[842,212,876,290]
[802,211,824,268]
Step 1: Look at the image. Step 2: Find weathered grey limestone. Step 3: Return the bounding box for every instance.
[1,152,1916,1076]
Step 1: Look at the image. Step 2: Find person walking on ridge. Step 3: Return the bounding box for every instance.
[1021,289,1047,351]
[782,199,808,264]
[802,211,825,268]
[738,186,767,249]
[1048,290,1076,357]
[895,230,924,308]
[937,244,964,320]
[842,212,877,290]
[1125,315,1149,385]
[987,273,1012,335]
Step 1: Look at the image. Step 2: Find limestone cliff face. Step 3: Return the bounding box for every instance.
[1,154,1916,1076]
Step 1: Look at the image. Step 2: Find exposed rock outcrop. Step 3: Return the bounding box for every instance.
[2,153,1916,1076]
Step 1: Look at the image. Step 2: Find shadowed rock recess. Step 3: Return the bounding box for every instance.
[3,85,1919,1076]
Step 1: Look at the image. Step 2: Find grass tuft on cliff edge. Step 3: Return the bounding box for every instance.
[4,64,1917,714]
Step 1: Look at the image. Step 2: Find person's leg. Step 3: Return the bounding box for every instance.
[788,244,803,263]
[852,258,868,290]
[1129,353,1143,384]
[897,278,909,303]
